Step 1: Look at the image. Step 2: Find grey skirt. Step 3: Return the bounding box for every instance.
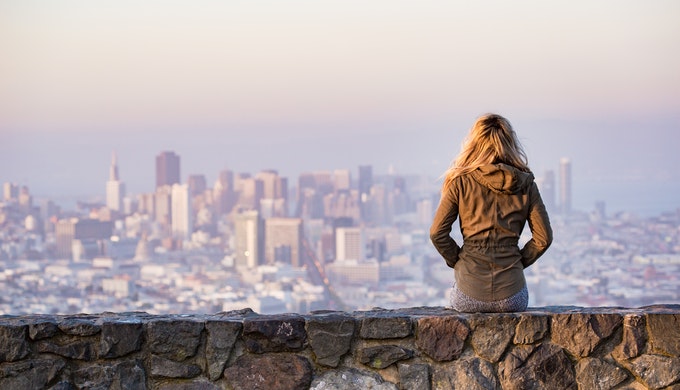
[449,281,528,313]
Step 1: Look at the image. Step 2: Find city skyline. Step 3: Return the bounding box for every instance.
[1,1,679,216]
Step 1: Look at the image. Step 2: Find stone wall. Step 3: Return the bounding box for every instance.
[1,306,679,389]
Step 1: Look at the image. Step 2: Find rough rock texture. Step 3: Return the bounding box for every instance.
[223,354,312,390]
[416,315,469,362]
[309,368,398,390]
[0,306,679,389]
[306,313,355,367]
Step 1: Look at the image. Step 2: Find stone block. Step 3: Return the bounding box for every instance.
[625,354,680,390]
[0,358,65,389]
[499,343,576,389]
[398,363,430,390]
[243,314,306,353]
[358,345,413,369]
[470,314,518,362]
[36,339,96,361]
[309,368,398,390]
[99,320,144,358]
[513,313,548,344]
[432,357,499,390]
[205,320,242,380]
[360,316,412,339]
[614,314,646,361]
[0,324,29,362]
[72,359,146,389]
[28,320,59,340]
[646,313,680,357]
[306,313,355,367]
[551,313,622,357]
[150,355,202,379]
[224,354,312,390]
[415,316,469,362]
[146,318,204,361]
[58,317,101,337]
[575,357,628,390]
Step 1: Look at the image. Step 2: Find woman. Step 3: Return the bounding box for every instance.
[430,114,552,312]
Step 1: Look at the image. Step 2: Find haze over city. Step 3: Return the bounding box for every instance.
[1,1,679,215]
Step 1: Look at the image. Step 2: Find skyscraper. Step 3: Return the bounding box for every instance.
[336,227,364,261]
[234,210,263,268]
[156,151,180,189]
[559,158,572,215]
[538,170,556,213]
[105,151,126,212]
[171,183,193,240]
[264,217,303,266]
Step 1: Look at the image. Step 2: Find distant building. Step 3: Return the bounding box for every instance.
[3,182,18,202]
[234,210,263,268]
[559,158,572,214]
[213,169,236,216]
[264,217,303,266]
[105,151,126,212]
[156,151,180,189]
[55,218,112,260]
[171,183,193,240]
[187,174,207,197]
[333,169,351,192]
[537,170,556,213]
[336,226,364,261]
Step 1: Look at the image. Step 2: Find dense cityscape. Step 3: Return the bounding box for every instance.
[1,151,678,315]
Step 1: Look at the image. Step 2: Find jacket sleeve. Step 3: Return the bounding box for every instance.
[430,183,461,268]
[520,182,553,268]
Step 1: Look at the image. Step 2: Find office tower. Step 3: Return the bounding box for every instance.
[187,174,207,197]
[264,218,303,266]
[55,218,113,260]
[559,158,572,215]
[106,151,126,212]
[323,190,360,222]
[214,169,236,216]
[234,210,263,268]
[156,151,180,189]
[335,227,364,261]
[333,169,351,192]
[416,198,433,227]
[3,182,18,201]
[237,177,264,211]
[171,183,193,240]
[358,165,373,220]
[255,170,288,217]
[154,186,172,228]
[538,170,556,213]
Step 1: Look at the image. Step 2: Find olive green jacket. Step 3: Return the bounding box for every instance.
[430,163,553,302]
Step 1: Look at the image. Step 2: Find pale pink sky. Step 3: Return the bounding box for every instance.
[1,1,679,213]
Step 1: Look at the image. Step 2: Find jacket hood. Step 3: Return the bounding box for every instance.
[471,163,534,194]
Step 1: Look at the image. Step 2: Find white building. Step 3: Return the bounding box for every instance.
[171,183,193,240]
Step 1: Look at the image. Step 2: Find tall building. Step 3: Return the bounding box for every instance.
[171,183,193,240]
[3,182,18,201]
[187,174,207,197]
[358,165,373,220]
[214,169,236,216]
[106,151,126,212]
[538,170,556,213]
[156,151,180,189]
[333,169,351,192]
[264,218,303,266]
[234,210,263,268]
[559,158,572,215]
[336,227,364,261]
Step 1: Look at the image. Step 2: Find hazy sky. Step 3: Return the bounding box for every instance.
[1,1,679,214]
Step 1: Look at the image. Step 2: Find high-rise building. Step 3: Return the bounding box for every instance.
[537,170,556,213]
[106,151,126,212]
[171,183,193,240]
[214,169,236,216]
[358,165,373,220]
[156,151,180,189]
[264,218,303,266]
[559,158,572,214]
[333,169,351,192]
[187,174,207,197]
[234,210,263,268]
[3,182,18,201]
[335,227,364,261]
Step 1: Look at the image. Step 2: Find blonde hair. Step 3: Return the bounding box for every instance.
[443,114,530,189]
